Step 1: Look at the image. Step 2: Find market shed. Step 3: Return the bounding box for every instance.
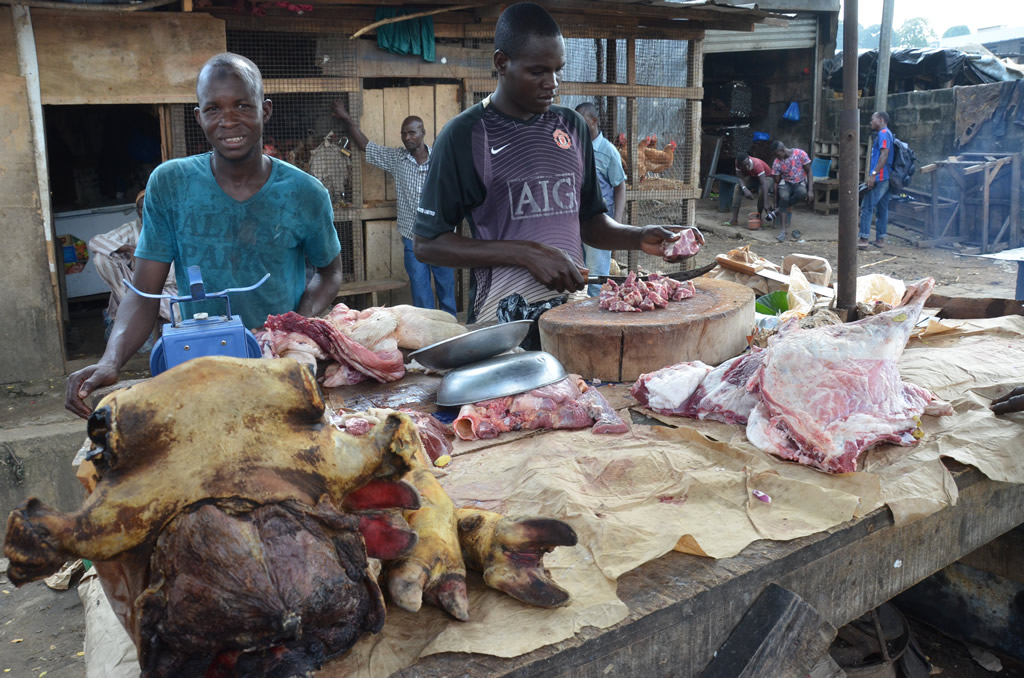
[0,0,784,383]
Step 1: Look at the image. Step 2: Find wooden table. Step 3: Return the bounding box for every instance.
[325,377,1024,677]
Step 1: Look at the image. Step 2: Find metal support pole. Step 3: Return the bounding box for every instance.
[875,0,894,112]
[837,0,860,315]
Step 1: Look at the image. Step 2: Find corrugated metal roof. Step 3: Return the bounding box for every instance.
[704,16,816,52]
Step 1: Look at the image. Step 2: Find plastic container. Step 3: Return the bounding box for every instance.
[747,211,762,230]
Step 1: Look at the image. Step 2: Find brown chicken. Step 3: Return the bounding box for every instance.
[614,132,629,173]
[640,134,678,177]
[4,357,576,677]
[637,135,652,181]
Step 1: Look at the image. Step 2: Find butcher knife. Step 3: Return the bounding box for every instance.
[587,261,716,285]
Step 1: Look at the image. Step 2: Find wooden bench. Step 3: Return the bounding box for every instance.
[708,173,740,212]
[333,278,408,308]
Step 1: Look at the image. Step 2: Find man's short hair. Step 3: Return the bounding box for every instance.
[770,140,785,153]
[197,52,264,100]
[874,111,890,126]
[494,2,562,60]
[402,115,424,128]
[736,152,750,165]
[575,102,598,120]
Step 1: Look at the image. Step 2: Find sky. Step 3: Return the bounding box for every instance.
[839,0,1024,37]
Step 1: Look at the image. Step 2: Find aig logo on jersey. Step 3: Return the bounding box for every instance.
[552,129,572,149]
[506,173,577,220]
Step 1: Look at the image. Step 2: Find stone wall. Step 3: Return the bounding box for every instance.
[0,9,64,384]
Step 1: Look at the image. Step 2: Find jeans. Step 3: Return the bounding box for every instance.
[583,244,611,297]
[776,180,807,212]
[858,180,890,240]
[402,236,457,316]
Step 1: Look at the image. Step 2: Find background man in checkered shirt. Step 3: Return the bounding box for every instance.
[332,100,457,316]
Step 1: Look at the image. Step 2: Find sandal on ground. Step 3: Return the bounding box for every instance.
[857,237,869,250]
[871,239,885,248]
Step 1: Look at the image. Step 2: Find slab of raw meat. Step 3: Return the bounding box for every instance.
[453,377,627,440]
[264,311,405,384]
[631,349,765,425]
[662,228,702,258]
[599,271,696,312]
[746,278,953,473]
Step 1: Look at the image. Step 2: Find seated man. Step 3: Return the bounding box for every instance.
[725,152,775,227]
[770,140,812,242]
[88,190,178,339]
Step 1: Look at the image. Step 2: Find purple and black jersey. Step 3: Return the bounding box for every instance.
[414,97,606,323]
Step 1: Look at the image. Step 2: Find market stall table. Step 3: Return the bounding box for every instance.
[322,367,1024,677]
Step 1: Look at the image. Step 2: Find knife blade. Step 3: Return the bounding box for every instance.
[587,261,717,285]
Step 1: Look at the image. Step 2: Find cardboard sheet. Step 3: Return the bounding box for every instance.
[83,317,1024,677]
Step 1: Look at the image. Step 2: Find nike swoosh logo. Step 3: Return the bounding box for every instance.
[490,144,511,155]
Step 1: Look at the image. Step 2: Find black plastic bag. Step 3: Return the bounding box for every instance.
[496,293,567,351]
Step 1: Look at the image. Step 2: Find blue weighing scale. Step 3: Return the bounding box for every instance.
[125,265,270,376]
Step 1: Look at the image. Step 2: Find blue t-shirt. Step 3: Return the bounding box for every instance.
[136,153,340,329]
[870,127,895,180]
[592,131,626,214]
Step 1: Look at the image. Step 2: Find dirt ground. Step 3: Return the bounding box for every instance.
[1,198,1021,676]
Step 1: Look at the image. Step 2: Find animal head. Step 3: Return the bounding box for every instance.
[617,132,626,145]
[667,141,678,150]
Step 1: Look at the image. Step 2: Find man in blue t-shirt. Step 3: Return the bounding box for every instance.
[859,111,895,250]
[575,102,626,297]
[66,53,342,417]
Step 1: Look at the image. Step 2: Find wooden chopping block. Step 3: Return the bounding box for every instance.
[538,277,754,383]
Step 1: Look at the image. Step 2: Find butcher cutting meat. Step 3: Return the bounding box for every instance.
[410,3,702,323]
[633,278,954,473]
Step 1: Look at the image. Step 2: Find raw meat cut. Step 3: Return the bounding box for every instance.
[5,357,578,673]
[264,311,405,384]
[662,227,703,258]
[453,376,627,440]
[259,303,466,386]
[631,350,766,425]
[747,278,952,473]
[630,278,954,473]
[599,271,696,312]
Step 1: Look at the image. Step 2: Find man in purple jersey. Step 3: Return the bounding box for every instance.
[412,2,700,323]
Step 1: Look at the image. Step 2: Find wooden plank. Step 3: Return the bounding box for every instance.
[263,77,359,94]
[357,40,493,80]
[699,584,836,678]
[434,84,462,137]
[383,87,409,201]
[361,88,387,203]
[364,220,396,281]
[408,85,435,144]
[33,11,225,105]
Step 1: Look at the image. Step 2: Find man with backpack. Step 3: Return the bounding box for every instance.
[859,111,894,250]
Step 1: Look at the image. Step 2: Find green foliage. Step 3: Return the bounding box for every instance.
[895,17,937,48]
[942,25,971,39]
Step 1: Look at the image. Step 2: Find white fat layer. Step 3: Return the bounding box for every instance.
[646,362,712,411]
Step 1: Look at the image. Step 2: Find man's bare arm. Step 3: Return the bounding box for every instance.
[297,254,344,317]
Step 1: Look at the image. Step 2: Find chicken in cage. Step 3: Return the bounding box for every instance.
[308,131,353,207]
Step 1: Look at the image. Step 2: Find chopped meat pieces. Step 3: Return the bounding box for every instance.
[599,271,696,312]
[453,376,628,440]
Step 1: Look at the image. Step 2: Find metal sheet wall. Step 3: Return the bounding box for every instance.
[704,16,817,53]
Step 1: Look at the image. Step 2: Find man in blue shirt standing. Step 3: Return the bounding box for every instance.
[859,111,894,250]
[575,102,626,296]
[65,53,343,417]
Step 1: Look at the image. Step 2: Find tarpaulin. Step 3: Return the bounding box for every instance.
[825,47,1023,94]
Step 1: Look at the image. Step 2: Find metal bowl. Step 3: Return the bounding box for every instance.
[435,351,568,407]
[408,320,533,371]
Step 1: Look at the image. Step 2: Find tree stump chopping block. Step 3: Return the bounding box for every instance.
[538,277,754,383]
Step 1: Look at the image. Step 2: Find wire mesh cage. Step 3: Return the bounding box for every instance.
[174,21,363,282]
